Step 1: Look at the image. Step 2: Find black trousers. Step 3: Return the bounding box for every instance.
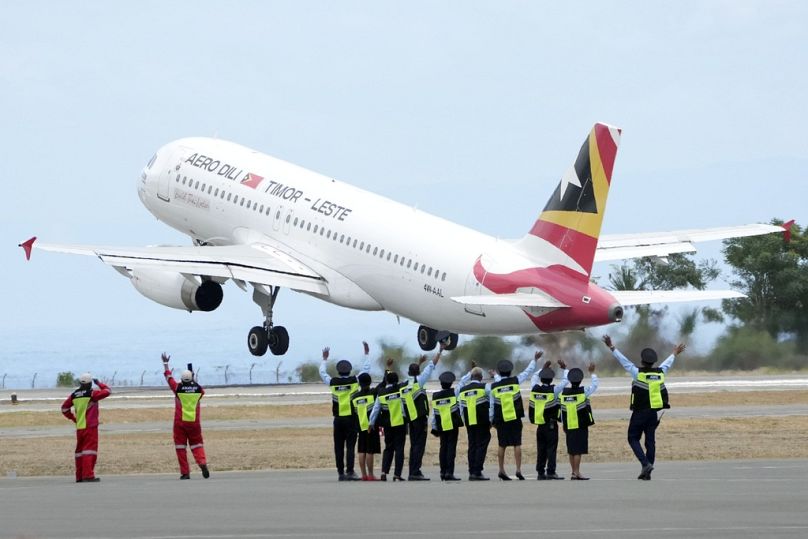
[536,422,559,475]
[408,415,428,476]
[466,423,491,476]
[438,429,459,477]
[333,416,357,475]
[381,425,407,477]
[628,408,658,467]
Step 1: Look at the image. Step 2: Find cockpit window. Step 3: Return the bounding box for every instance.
[146,154,157,169]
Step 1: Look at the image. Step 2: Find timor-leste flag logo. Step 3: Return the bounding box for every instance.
[241,172,264,189]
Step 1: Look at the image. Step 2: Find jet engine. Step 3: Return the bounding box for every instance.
[130,269,223,312]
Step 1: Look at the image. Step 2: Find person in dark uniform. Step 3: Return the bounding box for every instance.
[352,372,382,481]
[603,335,686,480]
[457,364,492,481]
[431,371,463,481]
[528,356,568,480]
[401,343,444,480]
[320,341,371,481]
[560,365,598,480]
[369,366,409,481]
[489,353,537,480]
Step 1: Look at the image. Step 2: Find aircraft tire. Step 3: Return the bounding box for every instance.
[417,325,437,351]
[445,333,459,351]
[269,326,290,355]
[248,326,269,356]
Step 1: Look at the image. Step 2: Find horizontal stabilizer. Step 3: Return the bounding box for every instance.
[609,289,745,306]
[451,292,568,308]
[596,223,784,262]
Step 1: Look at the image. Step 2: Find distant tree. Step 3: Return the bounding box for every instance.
[295,361,321,383]
[722,219,808,351]
[374,340,415,375]
[444,336,516,374]
[708,326,798,371]
[56,372,77,387]
[520,332,599,370]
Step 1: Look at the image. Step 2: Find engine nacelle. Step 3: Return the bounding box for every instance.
[130,269,223,312]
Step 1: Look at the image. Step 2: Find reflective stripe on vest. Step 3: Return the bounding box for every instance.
[73,396,90,430]
[379,391,405,427]
[401,381,423,420]
[177,392,202,422]
[330,381,359,417]
[562,393,586,430]
[433,396,458,431]
[528,390,555,425]
[634,371,666,410]
[459,387,486,426]
[492,383,519,422]
[352,393,375,431]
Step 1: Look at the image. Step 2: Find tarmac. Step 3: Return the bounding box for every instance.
[1,460,806,538]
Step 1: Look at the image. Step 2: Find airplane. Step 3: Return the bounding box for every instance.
[19,123,787,357]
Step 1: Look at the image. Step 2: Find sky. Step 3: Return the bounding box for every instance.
[2,1,807,384]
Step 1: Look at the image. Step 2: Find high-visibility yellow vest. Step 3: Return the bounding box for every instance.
[401,380,426,421]
[459,385,487,426]
[72,391,91,430]
[352,391,376,431]
[560,387,593,431]
[528,386,558,425]
[330,377,359,417]
[491,381,521,423]
[177,387,202,422]
[632,369,668,410]
[379,387,405,427]
[432,389,462,432]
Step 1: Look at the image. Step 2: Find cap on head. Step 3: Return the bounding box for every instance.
[336,360,352,375]
[497,359,513,376]
[408,363,420,376]
[79,373,92,385]
[181,370,194,383]
[386,371,399,385]
[438,371,456,386]
[568,368,584,384]
[357,372,371,387]
[538,367,555,383]
[640,348,658,365]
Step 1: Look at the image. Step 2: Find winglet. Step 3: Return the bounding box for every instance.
[19,236,37,261]
[783,219,795,243]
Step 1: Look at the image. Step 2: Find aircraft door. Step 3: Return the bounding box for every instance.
[156,150,175,202]
[463,263,485,316]
[272,205,284,231]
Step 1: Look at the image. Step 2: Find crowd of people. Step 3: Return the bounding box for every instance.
[59,335,685,483]
[317,336,686,482]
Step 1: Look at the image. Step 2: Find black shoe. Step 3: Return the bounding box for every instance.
[439,473,445,481]
[393,475,405,481]
[515,472,525,480]
[476,474,490,481]
[639,463,654,480]
[344,472,361,481]
[537,473,547,480]
[76,479,83,483]
[443,475,461,481]
[408,474,430,481]
[338,473,347,481]
[380,473,387,481]
[200,464,210,479]
[83,477,101,483]
[498,472,511,481]
[546,473,564,480]
[180,474,190,480]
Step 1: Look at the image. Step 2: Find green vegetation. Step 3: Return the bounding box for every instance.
[55,372,77,387]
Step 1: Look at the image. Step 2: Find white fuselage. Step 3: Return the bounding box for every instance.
[137,137,558,335]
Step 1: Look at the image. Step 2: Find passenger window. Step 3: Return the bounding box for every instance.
[260,205,264,213]
[407,260,412,269]
[340,234,345,243]
[307,223,312,231]
[240,199,245,207]
[286,215,291,223]
[182,176,187,185]
[294,217,299,226]
[276,210,281,219]
[441,272,447,281]
[201,183,206,191]
[360,241,365,250]
[214,188,219,196]
[387,252,391,261]
[428,267,432,276]
[314,225,319,234]
[327,230,331,239]
[246,201,251,209]
[194,181,200,189]
[320,227,324,236]
[421,265,426,274]
[373,247,378,256]
[175,174,180,183]
[353,239,358,248]
[413,263,419,271]
[380,249,385,258]
[394,254,399,263]
[227,193,231,201]
[366,244,371,253]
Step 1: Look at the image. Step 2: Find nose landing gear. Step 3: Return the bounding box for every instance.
[248,286,289,356]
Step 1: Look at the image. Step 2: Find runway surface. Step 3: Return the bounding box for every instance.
[1,460,806,538]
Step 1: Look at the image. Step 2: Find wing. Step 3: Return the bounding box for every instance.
[609,289,744,306]
[594,223,786,262]
[28,240,328,294]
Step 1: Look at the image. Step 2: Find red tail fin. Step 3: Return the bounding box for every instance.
[521,123,621,277]
[19,236,37,261]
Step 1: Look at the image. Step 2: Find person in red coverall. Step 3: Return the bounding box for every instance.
[162,353,210,480]
[61,372,111,483]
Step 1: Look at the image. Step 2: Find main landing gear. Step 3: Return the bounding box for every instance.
[248,286,289,356]
[417,325,459,351]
